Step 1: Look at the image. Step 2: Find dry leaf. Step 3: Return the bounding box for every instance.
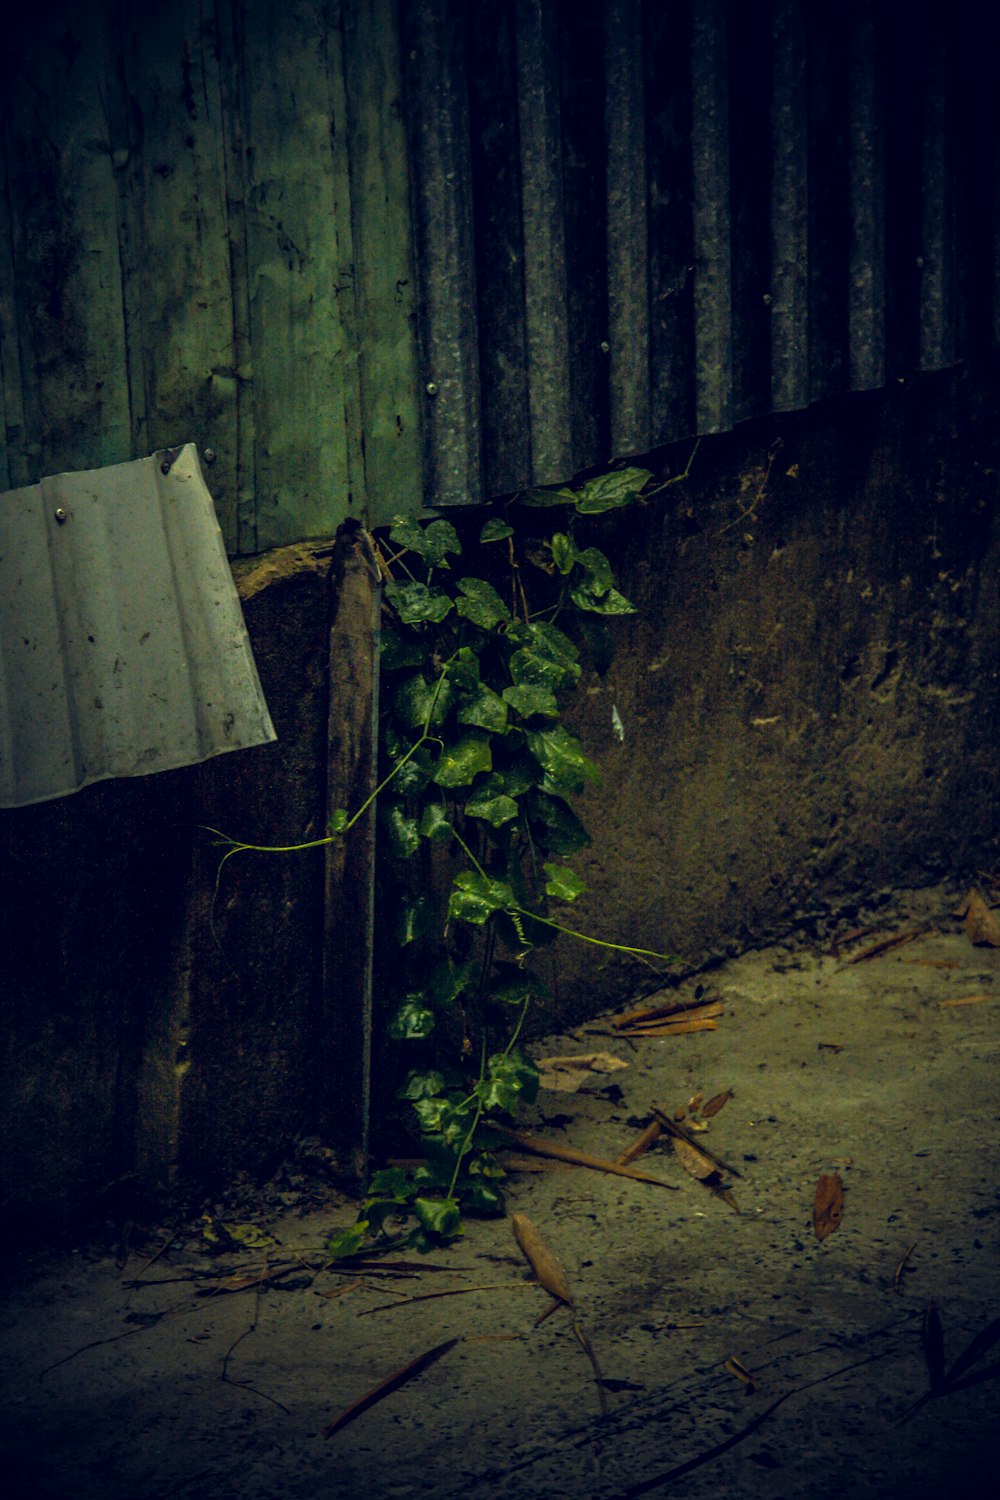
[537,1051,629,1091]
[322,1337,461,1439]
[490,1123,678,1188]
[672,1135,720,1182]
[846,927,929,963]
[938,993,997,1008]
[701,1088,734,1118]
[813,1172,844,1242]
[619,1018,719,1037]
[615,1118,663,1165]
[724,1355,758,1392]
[510,1214,574,1306]
[962,890,1000,948]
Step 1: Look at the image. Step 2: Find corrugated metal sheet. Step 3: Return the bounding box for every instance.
[402,0,998,506]
[0,1,995,542]
[0,444,275,807]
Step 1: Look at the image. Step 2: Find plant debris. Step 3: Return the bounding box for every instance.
[490,1123,678,1188]
[813,1172,845,1242]
[322,1337,462,1439]
[535,1051,630,1092]
[956,887,1000,947]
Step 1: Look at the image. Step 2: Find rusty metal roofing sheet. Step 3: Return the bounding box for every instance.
[401,0,997,507]
[0,444,276,808]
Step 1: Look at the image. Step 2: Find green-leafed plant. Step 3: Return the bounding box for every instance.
[212,450,696,1255]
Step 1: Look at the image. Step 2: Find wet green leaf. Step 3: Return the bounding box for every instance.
[569,581,637,615]
[463,1179,506,1215]
[475,1049,540,1111]
[524,725,601,795]
[518,485,578,507]
[433,733,492,787]
[507,621,581,691]
[380,625,426,671]
[457,683,509,732]
[526,790,592,854]
[389,997,436,1039]
[413,1197,462,1240]
[384,803,421,859]
[426,957,477,1006]
[398,1069,447,1101]
[393,672,454,729]
[454,577,510,629]
[367,1167,416,1202]
[395,894,436,945]
[573,545,614,594]
[418,803,453,842]
[385,580,454,624]
[389,516,461,567]
[464,779,520,827]
[543,862,587,901]
[480,517,514,542]
[442,646,481,691]
[502,683,560,718]
[327,808,350,834]
[447,870,517,925]
[573,466,651,513]
[326,1221,370,1259]
[551,532,578,574]
[391,745,434,796]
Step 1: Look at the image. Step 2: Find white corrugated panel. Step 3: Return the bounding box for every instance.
[0,444,276,808]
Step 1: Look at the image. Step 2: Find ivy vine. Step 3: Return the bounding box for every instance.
[212,447,697,1255]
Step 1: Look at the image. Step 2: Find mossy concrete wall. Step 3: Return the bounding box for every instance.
[2,365,998,1233]
[542,363,1000,1025]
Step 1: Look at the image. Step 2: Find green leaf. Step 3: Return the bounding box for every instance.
[475,1049,540,1111]
[467,1150,507,1179]
[543,862,587,901]
[480,518,513,542]
[390,745,434,796]
[367,1167,416,1202]
[393,672,454,729]
[573,546,614,594]
[385,580,454,624]
[418,803,453,842]
[464,777,520,827]
[488,969,551,1007]
[380,625,427,671]
[426,957,477,1006]
[501,683,559,718]
[507,621,581,691]
[413,1196,462,1240]
[325,1221,370,1259]
[517,485,578,507]
[384,803,421,859]
[327,808,350,834]
[524,725,601,795]
[569,582,637,615]
[525,790,592,854]
[442,646,481,691]
[447,870,517,925]
[550,532,578,574]
[463,1179,506,1215]
[433,733,492,787]
[389,997,436,1039]
[411,1096,458,1133]
[454,577,511,629]
[388,516,461,568]
[457,683,508,733]
[398,1069,447,1100]
[573,466,651,513]
[490,750,542,798]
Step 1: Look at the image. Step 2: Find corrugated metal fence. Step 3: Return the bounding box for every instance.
[2,0,996,548]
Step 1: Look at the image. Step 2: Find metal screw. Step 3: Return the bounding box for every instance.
[54,507,67,524]
[600,340,610,354]
[160,461,171,474]
[203,447,216,465]
[425,382,438,396]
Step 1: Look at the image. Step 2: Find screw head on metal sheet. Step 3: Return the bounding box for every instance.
[203,448,216,465]
[425,382,438,397]
[600,341,610,354]
[54,507,67,524]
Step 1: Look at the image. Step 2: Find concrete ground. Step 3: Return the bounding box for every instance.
[2,882,999,1500]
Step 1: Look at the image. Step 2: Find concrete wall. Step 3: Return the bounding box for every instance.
[2,363,998,1232]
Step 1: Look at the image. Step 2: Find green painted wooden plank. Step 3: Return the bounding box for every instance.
[236,0,363,551]
[343,0,423,526]
[1,7,133,484]
[115,0,240,547]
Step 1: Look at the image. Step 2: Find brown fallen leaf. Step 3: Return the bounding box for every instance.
[813,1172,844,1242]
[609,995,720,1029]
[623,1000,724,1029]
[510,1214,574,1306]
[615,1118,663,1165]
[904,958,961,969]
[962,889,1000,948]
[672,1135,720,1182]
[619,1018,719,1037]
[937,993,997,1008]
[650,1106,744,1178]
[724,1355,758,1393]
[490,1123,679,1188]
[701,1087,734,1118]
[537,1051,630,1092]
[322,1336,461,1438]
[846,927,929,963]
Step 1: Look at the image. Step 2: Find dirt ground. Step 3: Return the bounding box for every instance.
[2,881,999,1500]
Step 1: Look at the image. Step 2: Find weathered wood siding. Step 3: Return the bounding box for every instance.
[0,0,422,552]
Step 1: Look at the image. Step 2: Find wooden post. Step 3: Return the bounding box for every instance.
[322,520,382,1183]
